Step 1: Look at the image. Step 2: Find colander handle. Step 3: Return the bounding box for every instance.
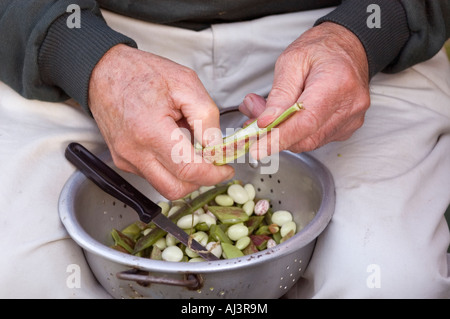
[117,269,203,290]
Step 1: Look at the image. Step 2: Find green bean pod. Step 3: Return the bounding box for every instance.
[199,102,303,165]
[111,229,135,254]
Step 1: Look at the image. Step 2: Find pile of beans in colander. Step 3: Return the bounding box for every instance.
[110,181,298,262]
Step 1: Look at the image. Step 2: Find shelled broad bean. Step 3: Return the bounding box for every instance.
[110,181,298,262]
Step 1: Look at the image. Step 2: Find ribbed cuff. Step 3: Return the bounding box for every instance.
[38,10,137,114]
[315,0,410,79]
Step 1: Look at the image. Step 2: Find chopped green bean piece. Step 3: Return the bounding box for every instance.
[221,242,244,259]
[208,206,249,224]
[245,215,265,235]
[111,229,135,254]
[150,246,162,260]
[209,224,232,244]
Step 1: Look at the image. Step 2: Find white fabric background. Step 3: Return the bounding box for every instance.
[0,7,448,298]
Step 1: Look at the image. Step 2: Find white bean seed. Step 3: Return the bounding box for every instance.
[227,184,249,204]
[267,239,277,249]
[235,236,251,250]
[254,199,270,216]
[193,207,205,215]
[215,194,234,206]
[271,210,293,226]
[242,200,255,216]
[177,214,199,229]
[227,224,249,241]
[244,183,256,201]
[198,213,217,227]
[162,246,184,262]
[165,233,179,246]
[167,205,180,217]
[191,231,209,246]
[199,185,216,194]
[185,247,199,258]
[206,210,216,220]
[190,190,200,200]
[157,201,170,216]
[188,257,205,262]
[153,238,167,251]
[171,199,185,207]
[206,241,222,258]
[280,221,297,237]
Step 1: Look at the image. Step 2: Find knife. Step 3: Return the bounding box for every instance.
[65,142,219,261]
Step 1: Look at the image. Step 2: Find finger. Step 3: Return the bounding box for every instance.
[108,148,200,200]
[270,69,352,152]
[153,117,235,185]
[277,97,366,155]
[173,75,223,147]
[249,108,326,159]
[238,94,267,118]
[186,103,222,147]
[257,56,306,128]
[138,155,204,200]
[288,111,366,153]
[249,87,327,159]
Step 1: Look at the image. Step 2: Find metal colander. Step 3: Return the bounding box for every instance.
[58,108,335,299]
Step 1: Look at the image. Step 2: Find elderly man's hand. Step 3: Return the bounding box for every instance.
[88,44,234,200]
[239,22,370,157]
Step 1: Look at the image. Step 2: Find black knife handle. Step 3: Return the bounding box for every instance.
[65,142,160,223]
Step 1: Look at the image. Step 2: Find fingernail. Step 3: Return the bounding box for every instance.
[243,95,254,114]
[249,147,259,161]
[224,167,235,180]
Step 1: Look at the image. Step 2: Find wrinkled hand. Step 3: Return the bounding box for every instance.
[239,22,370,158]
[88,44,234,200]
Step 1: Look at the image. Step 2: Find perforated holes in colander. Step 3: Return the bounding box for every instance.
[252,173,285,212]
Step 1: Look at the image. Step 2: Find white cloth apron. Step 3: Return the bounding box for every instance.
[0,7,448,298]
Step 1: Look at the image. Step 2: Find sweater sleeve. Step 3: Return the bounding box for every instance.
[389,0,450,74]
[315,0,450,79]
[0,0,137,113]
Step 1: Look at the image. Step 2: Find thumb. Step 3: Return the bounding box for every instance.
[257,63,304,128]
